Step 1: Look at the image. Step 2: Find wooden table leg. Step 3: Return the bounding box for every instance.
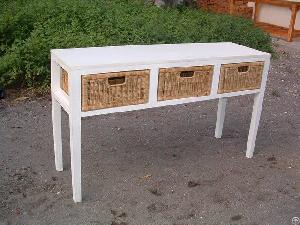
[52,98,63,171]
[69,71,82,203]
[229,0,235,15]
[51,59,63,172]
[288,5,298,42]
[254,0,260,23]
[246,58,270,158]
[215,98,227,139]
[246,92,264,158]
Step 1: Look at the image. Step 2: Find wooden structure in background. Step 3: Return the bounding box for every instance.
[197,0,254,19]
[254,0,300,42]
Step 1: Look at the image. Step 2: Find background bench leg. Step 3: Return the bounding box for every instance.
[69,113,82,202]
[52,97,63,171]
[246,92,264,158]
[215,98,227,139]
[288,5,297,42]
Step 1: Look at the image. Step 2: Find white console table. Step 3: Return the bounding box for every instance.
[51,42,271,202]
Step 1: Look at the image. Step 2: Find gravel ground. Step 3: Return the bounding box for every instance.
[0,40,300,225]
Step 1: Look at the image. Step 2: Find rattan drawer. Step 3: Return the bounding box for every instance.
[218,62,264,94]
[61,69,69,94]
[157,66,214,101]
[60,69,150,111]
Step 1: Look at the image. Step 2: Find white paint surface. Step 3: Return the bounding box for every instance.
[215,98,228,139]
[51,43,268,71]
[51,43,271,202]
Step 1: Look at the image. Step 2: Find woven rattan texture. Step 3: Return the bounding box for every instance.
[81,70,150,111]
[61,69,69,94]
[218,62,264,94]
[158,66,214,101]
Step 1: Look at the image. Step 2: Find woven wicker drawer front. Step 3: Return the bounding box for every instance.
[218,62,264,94]
[81,70,150,111]
[158,66,214,101]
[61,69,69,94]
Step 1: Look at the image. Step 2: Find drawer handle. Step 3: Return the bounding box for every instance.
[180,71,194,78]
[238,65,249,73]
[108,76,126,86]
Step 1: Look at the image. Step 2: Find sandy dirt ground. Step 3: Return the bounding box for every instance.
[0,40,300,225]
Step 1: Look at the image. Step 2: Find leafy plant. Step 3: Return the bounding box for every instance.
[0,0,272,88]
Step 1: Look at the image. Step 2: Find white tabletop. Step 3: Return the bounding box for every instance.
[51,42,270,70]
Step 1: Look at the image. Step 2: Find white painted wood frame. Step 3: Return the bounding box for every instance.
[51,42,271,202]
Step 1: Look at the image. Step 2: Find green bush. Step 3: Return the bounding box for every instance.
[0,0,272,88]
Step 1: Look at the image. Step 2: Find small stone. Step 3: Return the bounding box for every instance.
[15,208,21,215]
[231,215,243,221]
[148,187,162,196]
[117,212,127,218]
[267,156,276,162]
[187,181,200,188]
[147,202,168,213]
[111,210,118,216]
